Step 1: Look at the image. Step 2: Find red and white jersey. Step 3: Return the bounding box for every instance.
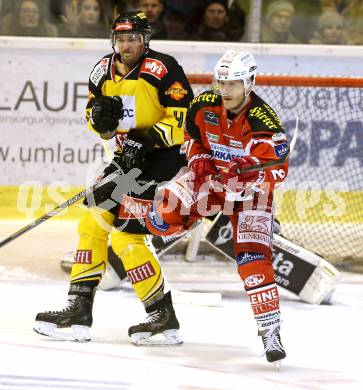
[184,90,289,192]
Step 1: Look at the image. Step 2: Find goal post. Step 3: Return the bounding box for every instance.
[186,74,363,270]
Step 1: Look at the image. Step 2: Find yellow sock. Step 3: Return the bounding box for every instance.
[70,207,114,285]
[111,231,165,307]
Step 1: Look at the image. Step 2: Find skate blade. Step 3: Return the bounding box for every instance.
[130,329,183,346]
[33,321,91,342]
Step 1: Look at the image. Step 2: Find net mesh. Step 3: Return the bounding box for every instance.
[187,74,363,270]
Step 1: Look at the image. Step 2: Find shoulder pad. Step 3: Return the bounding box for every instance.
[89,54,112,87]
[139,50,176,81]
[189,90,221,110]
[248,93,285,136]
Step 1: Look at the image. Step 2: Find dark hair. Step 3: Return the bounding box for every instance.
[77,0,109,27]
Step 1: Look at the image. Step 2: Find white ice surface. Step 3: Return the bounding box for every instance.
[1,270,363,390]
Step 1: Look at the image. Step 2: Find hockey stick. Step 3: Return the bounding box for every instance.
[101,138,114,162]
[97,141,222,306]
[0,168,123,249]
[183,117,300,262]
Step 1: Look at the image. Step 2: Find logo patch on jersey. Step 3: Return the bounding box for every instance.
[245,274,266,288]
[148,206,170,232]
[236,252,264,266]
[263,103,283,127]
[272,132,286,142]
[249,106,278,130]
[229,139,243,147]
[274,143,288,158]
[140,58,168,80]
[210,142,245,162]
[247,284,279,315]
[74,250,92,264]
[127,261,156,284]
[90,58,109,87]
[165,81,188,101]
[119,196,152,219]
[237,210,272,247]
[190,93,218,107]
[204,111,219,126]
[118,95,136,130]
[168,181,196,208]
[206,131,219,142]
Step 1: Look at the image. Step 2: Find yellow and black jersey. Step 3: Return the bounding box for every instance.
[85,49,193,150]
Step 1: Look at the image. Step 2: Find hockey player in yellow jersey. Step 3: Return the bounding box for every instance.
[34,12,193,345]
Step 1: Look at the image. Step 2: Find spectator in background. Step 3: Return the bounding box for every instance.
[163,8,189,40]
[163,0,202,20]
[341,0,363,44]
[54,0,128,24]
[137,0,166,39]
[191,0,241,42]
[227,0,246,42]
[58,0,109,38]
[261,0,300,43]
[107,1,129,20]
[310,11,347,44]
[319,0,338,13]
[0,0,58,36]
[0,0,16,18]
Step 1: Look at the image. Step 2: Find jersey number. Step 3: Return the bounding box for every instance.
[271,169,286,180]
[173,110,184,128]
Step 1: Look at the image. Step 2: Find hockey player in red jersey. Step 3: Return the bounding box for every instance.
[146,50,288,364]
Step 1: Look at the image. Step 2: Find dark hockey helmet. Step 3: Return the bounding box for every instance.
[111,12,152,49]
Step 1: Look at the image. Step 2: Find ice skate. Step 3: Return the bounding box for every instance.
[128,293,182,346]
[33,295,93,342]
[261,328,286,366]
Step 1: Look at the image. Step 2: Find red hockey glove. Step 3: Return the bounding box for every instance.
[188,154,218,192]
[220,156,263,191]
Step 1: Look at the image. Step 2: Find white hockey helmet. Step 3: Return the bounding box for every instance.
[214,50,257,95]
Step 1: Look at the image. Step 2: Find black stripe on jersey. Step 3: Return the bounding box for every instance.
[159,121,174,146]
[153,124,170,146]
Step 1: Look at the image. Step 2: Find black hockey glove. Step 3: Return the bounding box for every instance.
[90,96,123,134]
[118,130,154,170]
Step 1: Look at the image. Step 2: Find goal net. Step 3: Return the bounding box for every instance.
[187,74,363,270]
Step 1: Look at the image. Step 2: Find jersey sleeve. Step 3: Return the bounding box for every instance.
[246,99,289,189]
[183,93,214,164]
[148,58,194,148]
[85,56,111,135]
